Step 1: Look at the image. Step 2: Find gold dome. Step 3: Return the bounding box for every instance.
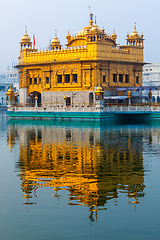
[96,85,103,92]
[52,30,60,45]
[8,86,13,93]
[131,23,140,38]
[76,13,94,36]
[21,26,31,42]
[76,28,89,36]
[66,30,71,38]
[112,29,117,40]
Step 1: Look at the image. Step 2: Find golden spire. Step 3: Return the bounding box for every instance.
[52,30,60,45]
[112,29,117,41]
[131,22,139,37]
[66,30,71,43]
[21,26,31,42]
[89,12,93,26]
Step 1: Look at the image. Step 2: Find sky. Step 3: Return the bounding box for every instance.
[0,0,160,72]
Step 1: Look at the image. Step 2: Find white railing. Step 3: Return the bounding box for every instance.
[103,105,154,112]
[8,103,98,113]
[7,103,160,113]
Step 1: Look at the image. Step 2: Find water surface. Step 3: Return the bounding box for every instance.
[0,112,160,240]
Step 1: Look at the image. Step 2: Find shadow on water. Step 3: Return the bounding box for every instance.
[7,115,160,128]
[6,117,160,221]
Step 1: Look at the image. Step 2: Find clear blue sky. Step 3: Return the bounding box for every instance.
[0,0,159,72]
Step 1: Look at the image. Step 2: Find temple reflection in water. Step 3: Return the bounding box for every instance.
[7,120,146,221]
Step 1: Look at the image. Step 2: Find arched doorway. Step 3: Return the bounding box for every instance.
[66,97,71,106]
[29,91,41,106]
[89,92,93,106]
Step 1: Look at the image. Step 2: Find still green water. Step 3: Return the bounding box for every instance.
[0,111,160,240]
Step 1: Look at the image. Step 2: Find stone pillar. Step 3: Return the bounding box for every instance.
[19,88,28,105]
[19,69,28,105]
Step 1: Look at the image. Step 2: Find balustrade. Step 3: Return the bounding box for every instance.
[8,102,160,113]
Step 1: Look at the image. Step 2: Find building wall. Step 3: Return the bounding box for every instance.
[143,63,160,86]
[143,63,160,103]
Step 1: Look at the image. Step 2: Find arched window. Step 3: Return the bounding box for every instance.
[29,78,32,85]
[39,76,41,84]
[1,97,4,105]
[113,74,117,83]
[152,96,155,103]
[64,74,70,83]
[34,78,37,85]
[96,94,99,100]
[119,74,123,83]
[73,74,77,83]
[136,76,139,84]
[157,96,160,103]
[46,76,49,84]
[89,92,93,105]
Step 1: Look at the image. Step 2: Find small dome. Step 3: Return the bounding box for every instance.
[96,85,103,92]
[131,23,140,38]
[112,29,117,40]
[21,27,31,42]
[8,87,13,93]
[52,31,60,45]
[7,86,14,96]
[66,30,71,38]
[52,36,60,44]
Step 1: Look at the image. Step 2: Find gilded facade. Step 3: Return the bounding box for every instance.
[17,14,144,106]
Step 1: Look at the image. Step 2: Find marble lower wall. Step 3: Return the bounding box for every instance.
[42,90,95,105]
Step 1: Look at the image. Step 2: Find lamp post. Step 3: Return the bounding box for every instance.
[63,95,67,109]
[148,90,152,105]
[35,95,38,109]
[128,90,132,108]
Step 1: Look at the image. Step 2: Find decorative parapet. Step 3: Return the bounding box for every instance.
[18,41,144,67]
[19,46,91,65]
[97,44,143,62]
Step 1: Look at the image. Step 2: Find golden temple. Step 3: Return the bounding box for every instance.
[17,13,144,106]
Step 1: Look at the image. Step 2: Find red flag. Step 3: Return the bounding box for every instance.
[33,35,35,49]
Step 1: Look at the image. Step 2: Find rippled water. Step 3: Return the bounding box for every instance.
[0,111,160,240]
